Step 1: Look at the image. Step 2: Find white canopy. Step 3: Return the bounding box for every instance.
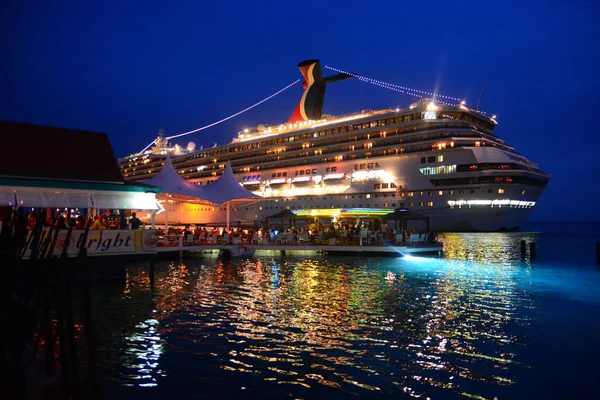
[142,156,208,203]
[196,162,261,204]
[141,158,261,229]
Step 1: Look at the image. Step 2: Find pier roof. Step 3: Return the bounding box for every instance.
[0,120,124,183]
[0,121,160,209]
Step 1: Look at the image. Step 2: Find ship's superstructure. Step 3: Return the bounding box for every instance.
[119,61,550,231]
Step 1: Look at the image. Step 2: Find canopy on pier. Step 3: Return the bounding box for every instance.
[142,156,208,204]
[195,162,261,204]
[142,159,261,229]
[384,208,430,241]
[265,209,301,229]
[194,161,261,229]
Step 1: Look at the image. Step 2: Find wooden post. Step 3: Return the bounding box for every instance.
[82,260,98,397]
[221,249,232,261]
[64,261,80,396]
[41,267,55,379]
[149,257,155,289]
[54,260,70,393]
[529,242,537,260]
[226,202,230,231]
[520,240,526,256]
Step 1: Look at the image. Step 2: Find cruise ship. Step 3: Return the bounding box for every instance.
[119,60,550,232]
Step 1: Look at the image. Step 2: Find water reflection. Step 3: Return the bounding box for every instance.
[121,318,165,388]
[91,231,600,399]
[439,232,539,265]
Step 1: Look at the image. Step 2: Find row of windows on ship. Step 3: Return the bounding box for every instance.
[170,187,527,212]
[243,162,383,181]
[196,159,534,188]
[122,111,494,175]
[168,196,534,214]
[123,131,493,177]
[240,162,389,183]
[173,111,494,159]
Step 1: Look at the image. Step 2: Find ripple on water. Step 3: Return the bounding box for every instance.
[91,230,600,399]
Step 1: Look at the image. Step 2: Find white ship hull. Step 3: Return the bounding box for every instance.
[143,146,546,232]
[120,68,550,233]
[149,200,536,232]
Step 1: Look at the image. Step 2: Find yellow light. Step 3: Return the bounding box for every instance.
[427,102,438,111]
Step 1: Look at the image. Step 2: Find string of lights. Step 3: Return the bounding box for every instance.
[138,139,157,155]
[327,66,427,99]
[136,79,300,154]
[358,76,456,107]
[325,65,462,103]
[166,79,300,141]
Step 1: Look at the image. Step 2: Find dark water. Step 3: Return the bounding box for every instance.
[87,222,600,399]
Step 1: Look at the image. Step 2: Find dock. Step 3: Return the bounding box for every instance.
[19,229,443,258]
[153,238,443,257]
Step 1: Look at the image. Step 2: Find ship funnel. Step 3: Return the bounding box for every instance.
[288,59,353,123]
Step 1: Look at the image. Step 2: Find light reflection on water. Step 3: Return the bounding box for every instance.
[94,229,600,399]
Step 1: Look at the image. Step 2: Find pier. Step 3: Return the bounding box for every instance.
[151,234,444,257]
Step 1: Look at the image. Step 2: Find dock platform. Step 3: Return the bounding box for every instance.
[154,241,443,257]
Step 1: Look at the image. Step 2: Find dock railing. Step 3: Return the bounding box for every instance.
[151,230,441,250]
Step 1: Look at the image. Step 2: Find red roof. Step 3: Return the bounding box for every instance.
[0,121,124,183]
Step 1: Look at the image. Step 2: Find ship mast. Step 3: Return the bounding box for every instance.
[153,128,168,153]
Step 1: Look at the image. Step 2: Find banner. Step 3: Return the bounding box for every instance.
[23,229,141,258]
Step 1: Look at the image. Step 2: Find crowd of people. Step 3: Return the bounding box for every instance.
[154,222,437,246]
[23,209,145,230]
[15,209,437,246]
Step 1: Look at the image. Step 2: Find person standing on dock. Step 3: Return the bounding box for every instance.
[91,215,107,230]
[129,212,142,229]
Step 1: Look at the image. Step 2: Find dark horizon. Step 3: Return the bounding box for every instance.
[2,1,599,223]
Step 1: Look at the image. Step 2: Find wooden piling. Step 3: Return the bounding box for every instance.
[520,240,526,256]
[529,242,537,260]
[149,257,156,289]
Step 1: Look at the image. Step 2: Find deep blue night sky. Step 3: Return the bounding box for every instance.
[2,1,599,222]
